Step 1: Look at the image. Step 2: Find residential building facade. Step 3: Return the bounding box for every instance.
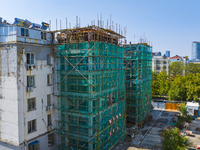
[152,55,169,74]
[168,55,188,65]
[0,17,56,149]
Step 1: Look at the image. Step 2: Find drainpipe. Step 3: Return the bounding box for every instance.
[24,140,28,150]
[22,48,27,149]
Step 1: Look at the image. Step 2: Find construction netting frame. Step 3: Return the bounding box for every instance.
[124,43,152,126]
[56,41,126,150]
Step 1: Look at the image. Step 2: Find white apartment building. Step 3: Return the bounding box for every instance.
[0,18,57,149]
[152,55,169,74]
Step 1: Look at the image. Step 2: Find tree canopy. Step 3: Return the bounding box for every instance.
[169,61,184,77]
[185,63,200,74]
[152,62,200,101]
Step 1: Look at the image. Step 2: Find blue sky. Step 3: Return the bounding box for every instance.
[1,0,200,58]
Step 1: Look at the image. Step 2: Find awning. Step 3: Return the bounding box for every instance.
[29,140,39,146]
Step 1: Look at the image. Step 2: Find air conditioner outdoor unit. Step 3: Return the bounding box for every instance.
[46,105,52,111]
[26,65,35,70]
[27,87,33,92]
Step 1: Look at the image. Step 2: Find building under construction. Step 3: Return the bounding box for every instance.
[56,26,126,150]
[124,43,152,128]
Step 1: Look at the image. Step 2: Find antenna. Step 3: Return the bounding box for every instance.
[110,14,111,29]
[49,20,51,31]
[66,17,67,29]
[100,13,102,27]
[112,21,114,30]
[56,19,57,31]
[60,20,61,30]
[97,15,99,27]
[76,16,78,28]
[79,17,81,27]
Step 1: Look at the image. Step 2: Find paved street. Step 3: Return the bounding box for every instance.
[112,108,179,150]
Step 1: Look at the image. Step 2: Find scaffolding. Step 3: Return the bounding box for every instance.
[124,43,152,127]
[56,26,126,150]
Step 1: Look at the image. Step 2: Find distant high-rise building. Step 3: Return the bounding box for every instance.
[192,42,200,60]
[165,51,170,57]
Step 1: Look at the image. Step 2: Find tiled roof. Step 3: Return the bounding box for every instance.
[169,55,181,59]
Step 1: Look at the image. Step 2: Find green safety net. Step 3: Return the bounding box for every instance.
[56,42,126,150]
[124,44,152,123]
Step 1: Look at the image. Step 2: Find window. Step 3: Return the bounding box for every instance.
[28,119,36,133]
[47,74,52,85]
[107,93,116,107]
[28,98,36,111]
[21,28,29,37]
[47,94,51,106]
[156,67,160,70]
[47,114,52,126]
[156,60,160,64]
[47,54,51,65]
[41,32,46,40]
[27,76,35,87]
[28,143,39,150]
[48,134,54,146]
[27,53,35,65]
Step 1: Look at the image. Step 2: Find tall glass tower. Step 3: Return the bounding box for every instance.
[192,42,200,60]
[165,51,170,57]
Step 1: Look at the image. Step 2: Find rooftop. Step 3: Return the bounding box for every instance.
[169,55,182,59]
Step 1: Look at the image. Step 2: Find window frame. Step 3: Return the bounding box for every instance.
[27,97,36,111]
[27,52,35,65]
[47,94,51,106]
[47,74,52,85]
[47,114,52,126]
[48,134,54,147]
[41,32,46,40]
[27,76,36,87]
[21,28,29,37]
[47,54,51,65]
[28,119,37,134]
[28,143,39,150]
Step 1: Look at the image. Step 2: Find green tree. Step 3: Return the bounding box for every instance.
[185,73,200,101]
[162,128,191,150]
[169,61,184,77]
[185,63,200,74]
[157,70,169,95]
[168,75,187,100]
[178,103,186,116]
[152,71,159,95]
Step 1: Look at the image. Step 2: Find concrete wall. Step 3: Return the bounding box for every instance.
[0,45,19,145]
[17,44,55,144]
[0,43,57,149]
[0,131,56,150]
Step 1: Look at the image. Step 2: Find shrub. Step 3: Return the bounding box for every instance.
[162,128,191,150]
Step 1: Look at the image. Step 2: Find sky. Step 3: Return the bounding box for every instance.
[1,0,200,58]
